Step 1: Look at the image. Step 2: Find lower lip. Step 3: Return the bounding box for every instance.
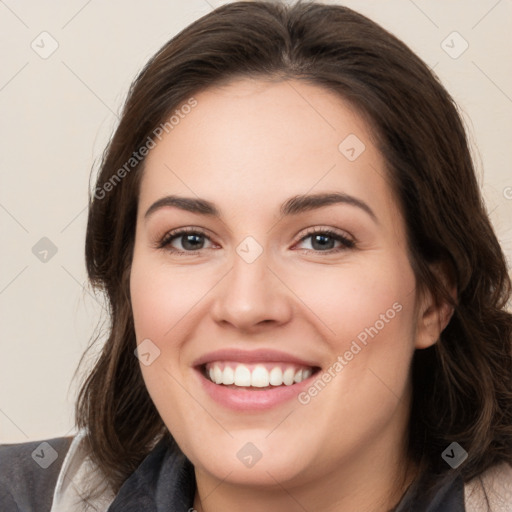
[196,369,316,411]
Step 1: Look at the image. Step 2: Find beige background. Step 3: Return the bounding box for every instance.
[0,0,511,443]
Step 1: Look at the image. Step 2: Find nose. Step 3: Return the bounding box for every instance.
[210,245,293,332]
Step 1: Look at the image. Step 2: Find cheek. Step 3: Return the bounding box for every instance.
[288,258,415,348]
[129,256,206,434]
[289,255,418,411]
[292,262,417,432]
[130,256,212,341]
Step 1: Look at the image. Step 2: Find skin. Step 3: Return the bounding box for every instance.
[129,78,453,512]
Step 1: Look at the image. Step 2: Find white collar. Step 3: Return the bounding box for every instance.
[465,461,512,511]
[50,429,116,512]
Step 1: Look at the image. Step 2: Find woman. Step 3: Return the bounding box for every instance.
[1,1,511,511]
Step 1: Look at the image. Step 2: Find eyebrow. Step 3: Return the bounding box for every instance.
[144,192,378,224]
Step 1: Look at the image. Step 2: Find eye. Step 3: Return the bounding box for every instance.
[294,227,355,253]
[156,226,355,256]
[157,227,214,254]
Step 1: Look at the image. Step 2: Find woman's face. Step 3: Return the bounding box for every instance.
[130,78,437,492]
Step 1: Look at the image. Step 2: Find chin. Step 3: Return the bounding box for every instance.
[178,428,315,487]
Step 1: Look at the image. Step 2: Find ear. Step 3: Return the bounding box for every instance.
[414,262,457,350]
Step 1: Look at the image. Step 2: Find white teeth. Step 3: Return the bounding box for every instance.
[302,368,312,380]
[213,365,223,385]
[251,365,270,387]
[207,363,314,387]
[283,367,295,386]
[234,365,251,386]
[269,367,283,386]
[223,366,234,385]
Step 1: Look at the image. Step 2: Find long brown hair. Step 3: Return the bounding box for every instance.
[75,0,512,500]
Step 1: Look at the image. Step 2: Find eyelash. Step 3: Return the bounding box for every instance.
[156,226,355,256]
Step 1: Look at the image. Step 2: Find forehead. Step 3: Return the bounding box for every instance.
[138,77,396,223]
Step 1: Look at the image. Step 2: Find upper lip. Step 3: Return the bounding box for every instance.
[192,348,320,368]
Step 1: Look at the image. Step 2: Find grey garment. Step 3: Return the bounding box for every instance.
[393,471,465,512]
[106,436,196,512]
[0,435,466,512]
[0,436,73,512]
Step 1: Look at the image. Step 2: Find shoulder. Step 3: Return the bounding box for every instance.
[0,436,73,512]
[464,462,512,512]
[1,431,117,512]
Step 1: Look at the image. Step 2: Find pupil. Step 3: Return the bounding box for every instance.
[183,234,203,250]
[312,234,333,250]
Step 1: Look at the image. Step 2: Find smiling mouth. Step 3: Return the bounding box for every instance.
[201,361,321,389]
